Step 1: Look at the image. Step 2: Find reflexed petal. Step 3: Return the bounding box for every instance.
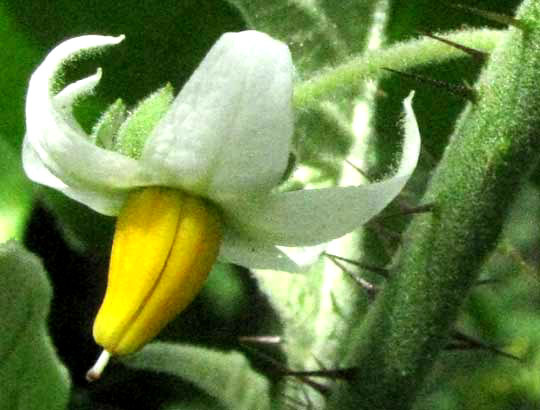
[219,227,301,272]
[224,92,421,246]
[22,138,68,190]
[24,35,151,215]
[142,30,294,199]
[23,135,129,215]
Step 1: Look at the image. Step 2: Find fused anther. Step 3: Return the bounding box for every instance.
[419,31,488,62]
[450,4,527,30]
[448,329,522,362]
[382,67,478,102]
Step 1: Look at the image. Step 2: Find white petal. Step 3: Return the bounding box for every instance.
[24,35,151,215]
[223,92,421,246]
[23,136,129,215]
[22,137,68,190]
[142,30,294,200]
[219,227,302,272]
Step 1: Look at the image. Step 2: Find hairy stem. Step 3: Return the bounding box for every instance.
[327,1,540,409]
[294,28,503,110]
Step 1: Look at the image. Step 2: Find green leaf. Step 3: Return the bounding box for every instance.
[124,342,271,410]
[0,137,33,242]
[226,0,378,75]
[0,241,70,410]
[115,83,174,159]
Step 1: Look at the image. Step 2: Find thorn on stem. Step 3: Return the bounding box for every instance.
[450,4,527,30]
[324,252,389,278]
[418,31,488,62]
[376,203,435,220]
[382,67,478,102]
[281,367,358,381]
[448,330,522,362]
[326,254,379,300]
[345,159,372,182]
[240,343,330,396]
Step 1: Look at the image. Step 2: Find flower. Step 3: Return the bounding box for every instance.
[23,31,420,377]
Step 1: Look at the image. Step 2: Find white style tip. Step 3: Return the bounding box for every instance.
[86,350,112,382]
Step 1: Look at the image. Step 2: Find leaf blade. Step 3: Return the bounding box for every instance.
[125,342,271,410]
[0,242,71,410]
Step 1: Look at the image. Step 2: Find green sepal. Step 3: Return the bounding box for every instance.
[0,242,71,410]
[90,98,127,149]
[114,83,174,159]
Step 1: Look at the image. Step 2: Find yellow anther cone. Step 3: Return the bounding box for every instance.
[93,187,222,355]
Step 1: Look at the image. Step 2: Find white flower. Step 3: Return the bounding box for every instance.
[23,31,420,273]
[24,31,422,372]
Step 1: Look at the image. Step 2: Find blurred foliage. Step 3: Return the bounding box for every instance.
[1,0,539,409]
[125,342,272,410]
[0,242,70,410]
[0,137,33,241]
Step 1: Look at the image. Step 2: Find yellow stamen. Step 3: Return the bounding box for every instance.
[92,187,222,355]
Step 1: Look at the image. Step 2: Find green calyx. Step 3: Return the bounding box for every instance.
[91,83,174,159]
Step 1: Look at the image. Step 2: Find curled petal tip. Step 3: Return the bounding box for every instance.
[24,31,147,215]
[404,90,415,103]
[224,92,421,247]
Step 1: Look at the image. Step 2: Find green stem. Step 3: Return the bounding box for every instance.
[294,28,503,110]
[326,1,540,409]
